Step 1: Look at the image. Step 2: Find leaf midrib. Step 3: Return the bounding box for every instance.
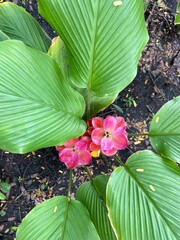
[87,1,99,89]
[149,133,180,136]
[61,199,70,240]
[123,164,178,238]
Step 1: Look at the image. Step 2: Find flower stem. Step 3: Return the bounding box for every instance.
[128,132,149,137]
[114,154,124,166]
[101,153,114,170]
[67,169,73,200]
[84,166,94,182]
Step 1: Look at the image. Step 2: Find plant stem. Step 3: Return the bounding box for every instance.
[84,166,94,182]
[114,154,124,166]
[101,153,114,170]
[67,169,73,200]
[128,132,149,137]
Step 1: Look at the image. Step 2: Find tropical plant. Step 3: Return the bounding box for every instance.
[0,1,179,240]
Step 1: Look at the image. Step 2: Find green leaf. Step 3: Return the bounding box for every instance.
[143,0,150,11]
[0,40,86,153]
[81,89,117,119]
[0,181,11,193]
[0,30,9,41]
[107,150,180,240]
[175,13,180,25]
[0,2,51,52]
[16,196,100,240]
[149,96,180,163]
[112,104,124,114]
[48,37,69,81]
[77,175,116,240]
[48,37,117,118]
[175,1,180,24]
[0,192,6,200]
[38,0,148,96]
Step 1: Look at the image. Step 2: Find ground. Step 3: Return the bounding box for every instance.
[0,0,179,239]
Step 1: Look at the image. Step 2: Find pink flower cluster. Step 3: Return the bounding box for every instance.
[56,116,128,169]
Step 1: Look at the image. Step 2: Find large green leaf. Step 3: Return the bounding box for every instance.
[16,196,100,240]
[149,96,180,163]
[76,175,116,240]
[48,36,117,118]
[0,2,51,52]
[107,150,180,240]
[0,40,86,153]
[38,0,148,97]
[0,30,9,41]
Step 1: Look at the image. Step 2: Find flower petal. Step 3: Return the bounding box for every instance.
[75,140,87,152]
[92,117,104,128]
[90,142,101,151]
[103,116,117,132]
[64,138,79,148]
[116,117,126,128]
[56,145,65,151]
[113,127,128,150]
[101,136,114,151]
[80,136,91,149]
[59,148,73,163]
[65,152,79,169]
[91,151,100,158]
[102,147,117,156]
[92,128,104,145]
[78,150,92,165]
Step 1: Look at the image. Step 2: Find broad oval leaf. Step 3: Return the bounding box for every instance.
[38,0,149,96]
[107,150,180,240]
[48,37,117,118]
[0,2,51,52]
[0,40,86,153]
[149,96,180,163]
[76,175,116,240]
[16,196,100,240]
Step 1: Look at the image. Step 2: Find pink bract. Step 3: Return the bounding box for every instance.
[58,139,92,169]
[91,116,128,156]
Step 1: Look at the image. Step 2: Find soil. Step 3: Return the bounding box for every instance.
[0,0,179,239]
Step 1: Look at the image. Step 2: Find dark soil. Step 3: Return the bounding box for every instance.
[0,0,179,239]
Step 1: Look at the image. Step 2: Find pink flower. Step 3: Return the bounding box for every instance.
[58,138,92,169]
[91,116,128,156]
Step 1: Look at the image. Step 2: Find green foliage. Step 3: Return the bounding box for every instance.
[0,1,179,240]
[38,0,148,115]
[175,1,180,25]
[107,150,180,240]
[0,40,86,153]
[0,180,11,200]
[143,0,150,11]
[0,30,9,41]
[123,96,137,108]
[76,175,116,240]
[0,2,51,52]
[16,196,100,240]
[150,96,180,163]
